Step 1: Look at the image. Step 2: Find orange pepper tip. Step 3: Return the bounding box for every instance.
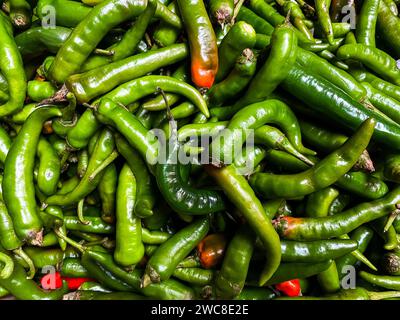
[191,66,216,89]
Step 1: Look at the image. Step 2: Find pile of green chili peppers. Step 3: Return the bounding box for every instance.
[2,0,400,301]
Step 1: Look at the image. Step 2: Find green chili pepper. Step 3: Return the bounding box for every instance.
[115,133,156,218]
[296,48,367,103]
[215,21,256,83]
[356,0,380,46]
[215,225,255,299]
[305,188,340,218]
[61,258,90,278]
[153,2,181,47]
[274,185,400,241]
[66,43,188,103]
[359,271,400,291]
[206,164,281,286]
[172,267,214,286]
[250,118,375,199]
[280,239,358,263]
[370,216,399,250]
[377,1,400,57]
[235,22,298,108]
[0,12,27,117]
[281,64,400,149]
[36,137,61,196]
[3,107,61,244]
[362,82,400,125]
[336,226,375,278]
[36,0,91,27]
[207,49,257,108]
[114,164,144,267]
[64,216,114,234]
[81,0,157,72]
[259,260,333,286]
[98,163,117,223]
[66,110,101,150]
[155,116,225,215]
[211,99,314,166]
[15,26,71,59]
[95,99,158,164]
[143,217,209,285]
[315,0,334,44]
[337,44,400,85]
[48,0,147,83]
[142,64,188,111]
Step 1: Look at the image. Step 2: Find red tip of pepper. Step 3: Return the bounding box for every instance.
[191,63,216,89]
[275,279,302,297]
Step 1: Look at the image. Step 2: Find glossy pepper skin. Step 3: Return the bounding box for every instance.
[143,217,209,284]
[3,107,62,245]
[377,0,400,57]
[250,118,376,199]
[280,239,358,263]
[15,26,71,60]
[207,49,257,108]
[215,21,256,83]
[206,164,281,286]
[115,134,155,219]
[155,119,226,215]
[210,99,313,166]
[273,186,400,241]
[337,44,400,86]
[356,0,380,46]
[215,225,255,299]
[98,75,209,118]
[177,0,219,88]
[281,64,400,150]
[0,12,27,118]
[48,0,148,83]
[66,44,189,103]
[235,22,298,108]
[36,137,61,196]
[95,99,158,165]
[114,164,145,267]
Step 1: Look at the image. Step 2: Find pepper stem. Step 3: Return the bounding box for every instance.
[13,247,35,279]
[384,209,400,232]
[232,0,245,24]
[54,227,86,253]
[93,48,115,57]
[77,198,90,225]
[88,150,119,181]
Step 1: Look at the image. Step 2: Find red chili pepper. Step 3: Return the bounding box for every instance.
[40,271,93,290]
[275,279,302,297]
[197,233,227,269]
